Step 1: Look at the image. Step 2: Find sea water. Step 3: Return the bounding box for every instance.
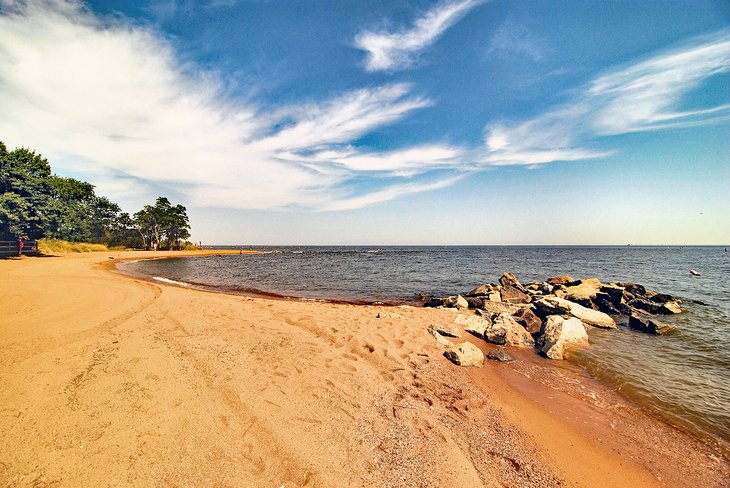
[127,246,729,450]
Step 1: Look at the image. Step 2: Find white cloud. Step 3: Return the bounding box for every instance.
[0,0,464,211]
[589,31,730,134]
[319,174,465,211]
[354,0,484,72]
[482,30,730,166]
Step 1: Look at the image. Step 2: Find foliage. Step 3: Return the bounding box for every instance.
[0,140,192,249]
[133,197,191,250]
[38,238,109,254]
[0,145,56,239]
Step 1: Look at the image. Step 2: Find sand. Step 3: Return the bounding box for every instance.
[1,251,727,487]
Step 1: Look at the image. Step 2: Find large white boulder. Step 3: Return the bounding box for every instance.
[538,315,589,360]
[536,297,616,329]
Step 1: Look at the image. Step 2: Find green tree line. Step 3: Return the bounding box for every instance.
[0,141,191,249]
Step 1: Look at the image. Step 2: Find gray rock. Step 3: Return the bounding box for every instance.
[628,312,676,335]
[616,282,647,296]
[487,348,515,362]
[444,342,484,367]
[600,284,625,305]
[593,292,621,315]
[628,298,662,314]
[423,296,446,308]
[649,293,681,304]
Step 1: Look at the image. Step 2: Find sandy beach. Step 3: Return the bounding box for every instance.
[1,252,727,487]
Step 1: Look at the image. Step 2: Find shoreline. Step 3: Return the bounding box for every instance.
[1,251,727,486]
[119,252,730,455]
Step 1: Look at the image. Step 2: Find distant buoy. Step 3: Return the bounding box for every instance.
[690,269,701,276]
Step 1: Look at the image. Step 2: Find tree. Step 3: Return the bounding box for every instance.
[133,197,190,250]
[1,141,193,249]
[0,146,56,240]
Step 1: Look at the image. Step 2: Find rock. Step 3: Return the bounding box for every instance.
[564,278,602,307]
[427,325,454,347]
[629,312,676,335]
[499,272,525,291]
[533,297,572,317]
[538,316,589,360]
[432,322,461,338]
[593,292,621,315]
[511,308,542,335]
[628,298,662,314]
[484,312,535,347]
[443,342,484,367]
[599,284,625,305]
[547,275,574,285]
[539,282,554,295]
[463,316,491,338]
[444,295,469,310]
[465,296,484,309]
[535,297,616,329]
[423,296,446,308]
[500,285,530,304]
[649,293,680,304]
[616,282,647,296]
[659,301,682,314]
[487,348,515,362]
[466,283,499,297]
[376,311,403,319]
[485,291,502,302]
[478,301,520,315]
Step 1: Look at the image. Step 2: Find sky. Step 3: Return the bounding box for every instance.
[0,0,728,245]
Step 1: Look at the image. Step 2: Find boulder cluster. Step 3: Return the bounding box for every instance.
[425,272,683,365]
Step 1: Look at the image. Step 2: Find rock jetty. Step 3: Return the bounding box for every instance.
[428,272,683,363]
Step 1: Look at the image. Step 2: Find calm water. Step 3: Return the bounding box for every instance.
[127,246,730,450]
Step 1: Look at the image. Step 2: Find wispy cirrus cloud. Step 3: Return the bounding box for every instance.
[354,0,484,72]
[487,20,551,62]
[0,0,461,211]
[483,30,730,166]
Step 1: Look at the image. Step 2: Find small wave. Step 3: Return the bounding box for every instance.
[153,276,191,287]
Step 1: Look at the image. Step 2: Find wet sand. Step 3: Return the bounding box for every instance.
[1,251,727,487]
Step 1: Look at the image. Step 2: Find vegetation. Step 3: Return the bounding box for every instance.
[38,238,110,254]
[0,141,192,250]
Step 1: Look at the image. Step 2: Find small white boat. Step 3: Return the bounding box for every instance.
[690,269,701,276]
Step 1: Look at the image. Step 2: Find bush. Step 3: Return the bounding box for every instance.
[38,238,109,254]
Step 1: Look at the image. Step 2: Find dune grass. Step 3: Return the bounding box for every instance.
[38,238,110,254]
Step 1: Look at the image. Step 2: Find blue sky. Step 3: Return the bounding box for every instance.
[0,0,728,244]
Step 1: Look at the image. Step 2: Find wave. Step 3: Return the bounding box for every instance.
[153,276,191,287]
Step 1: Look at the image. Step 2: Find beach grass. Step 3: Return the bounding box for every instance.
[38,238,110,254]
